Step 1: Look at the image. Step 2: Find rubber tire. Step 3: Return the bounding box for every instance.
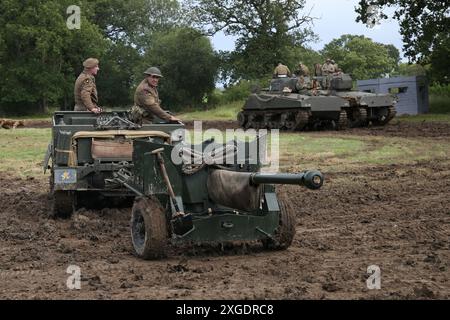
[131,196,168,260]
[51,190,76,219]
[262,199,296,250]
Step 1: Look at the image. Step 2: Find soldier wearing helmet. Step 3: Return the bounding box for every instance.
[130,67,180,124]
[295,62,310,77]
[74,58,102,113]
[321,58,337,75]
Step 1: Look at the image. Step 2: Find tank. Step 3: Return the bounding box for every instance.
[238,73,396,130]
[313,73,397,127]
[238,77,350,131]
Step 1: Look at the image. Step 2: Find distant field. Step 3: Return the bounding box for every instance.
[2,127,449,178]
[179,101,242,121]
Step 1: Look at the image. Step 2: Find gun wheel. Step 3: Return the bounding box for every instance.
[131,196,168,260]
[262,199,296,250]
[51,190,76,219]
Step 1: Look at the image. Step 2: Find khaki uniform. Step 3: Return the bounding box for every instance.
[273,64,291,77]
[321,62,337,75]
[296,64,310,76]
[74,72,98,111]
[130,79,172,123]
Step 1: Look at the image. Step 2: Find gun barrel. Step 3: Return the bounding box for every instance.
[250,170,323,190]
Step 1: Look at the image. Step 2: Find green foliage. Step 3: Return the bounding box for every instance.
[221,81,260,103]
[285,46,323,76]
[96,42,141,108]
[428,83,450,114]
[429,83,450,97]
[186,0,316,81]
[0,0,105,114]
[356,1,449,84]
[429,95,450,114]
[427,33,450,84]
[321,34,399,80]
[355,1,448,62]
[0,0,193,114]
[393,63,428,77]
[139,28,218,110]
[91,0,183,108]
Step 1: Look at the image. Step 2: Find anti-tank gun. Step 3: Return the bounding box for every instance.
[113,136,324,259]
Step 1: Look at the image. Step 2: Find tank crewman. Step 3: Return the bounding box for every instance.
[273,62,292,78]
[74,58,102,113]
[295,62,310,76]
[321,58,337,75]
[314,63,323,76]
[331,60,340,72]
[130,67,181,124]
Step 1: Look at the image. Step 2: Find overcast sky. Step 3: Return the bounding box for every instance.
[211,0,406,60]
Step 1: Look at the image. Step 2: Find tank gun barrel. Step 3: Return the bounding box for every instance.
[250,170,323,190]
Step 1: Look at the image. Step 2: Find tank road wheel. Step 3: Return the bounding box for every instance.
[262,199,296,250]
[131,196,168,260]
[51,190,76,219]
[237,111,247,128]
[373,106,396,126]
[294,110,310,131]
[245,114,255,129]
[350,107,368,127]
[337,110,349,130]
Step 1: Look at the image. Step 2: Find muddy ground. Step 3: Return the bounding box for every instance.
[0,121,449,299]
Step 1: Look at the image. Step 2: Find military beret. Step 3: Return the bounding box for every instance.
[83,58,99,69]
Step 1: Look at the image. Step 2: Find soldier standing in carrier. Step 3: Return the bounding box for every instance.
[130,67,180,124]
[74,58,102,113]
[273,62,292,78]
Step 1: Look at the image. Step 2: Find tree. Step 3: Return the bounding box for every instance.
[185,0,316,81]
[393,63,428,77]
[0,0,105,114]
[427,33,450,84]
[92,0,181,47]
[91,0,184,107]
[355,1,449,63]
[139,28,218,109]
[321,35,399,80]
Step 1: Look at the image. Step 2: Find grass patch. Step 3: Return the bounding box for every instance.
[181,129,450,172]
[179,100,243,121]
[1,128,450,177]
[0,128,51,177]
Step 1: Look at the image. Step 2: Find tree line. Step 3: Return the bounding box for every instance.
[0,0,447,115]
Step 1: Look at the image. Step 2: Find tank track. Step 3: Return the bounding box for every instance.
[373,105,396,126]
[337,110,348,130]
[240,110,311,131]
[350,107,368,128]
[294,110,311,130]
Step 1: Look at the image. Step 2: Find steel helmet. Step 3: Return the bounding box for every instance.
[144,67,163,77]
